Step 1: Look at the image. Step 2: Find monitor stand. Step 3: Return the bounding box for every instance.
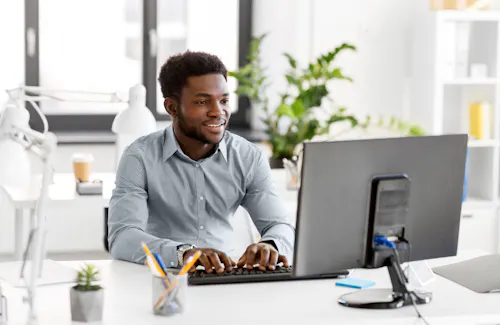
[338,253,432,309]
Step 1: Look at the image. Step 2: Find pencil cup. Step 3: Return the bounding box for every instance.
[152,273,187,316]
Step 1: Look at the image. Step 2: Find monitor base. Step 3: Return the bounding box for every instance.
[338,247,432,309]
[338,288,432,309]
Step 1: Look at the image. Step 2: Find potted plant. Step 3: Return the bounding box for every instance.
[70,264,104,323]
[230,34,424,168]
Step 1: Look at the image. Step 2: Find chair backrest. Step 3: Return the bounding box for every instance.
[103,207,109,252]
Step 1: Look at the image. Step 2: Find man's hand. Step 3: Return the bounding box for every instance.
[183,248,236,274]
[237,242,289,271]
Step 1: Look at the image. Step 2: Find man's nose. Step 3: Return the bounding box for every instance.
[208,101,224,116]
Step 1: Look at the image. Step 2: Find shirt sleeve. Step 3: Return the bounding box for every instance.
[240,149,296,258]
[107,147,186,267]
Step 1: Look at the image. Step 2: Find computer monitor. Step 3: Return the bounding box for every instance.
[292,134,468,308]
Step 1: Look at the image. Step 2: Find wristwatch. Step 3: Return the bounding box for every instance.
[177,244,195,267]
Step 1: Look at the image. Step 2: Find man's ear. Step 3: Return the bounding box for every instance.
[164,97,178,117]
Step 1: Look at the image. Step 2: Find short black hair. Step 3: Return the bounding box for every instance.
[158,50,228,99]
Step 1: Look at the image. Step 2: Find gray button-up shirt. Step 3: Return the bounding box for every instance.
[108,126,295,268]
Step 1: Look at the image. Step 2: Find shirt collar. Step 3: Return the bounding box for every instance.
[163,125,228,162]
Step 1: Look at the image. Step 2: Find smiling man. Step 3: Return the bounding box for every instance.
[108,51,295,274]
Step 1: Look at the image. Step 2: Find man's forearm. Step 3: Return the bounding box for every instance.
[109,226,185,267]
[260,222,295,258]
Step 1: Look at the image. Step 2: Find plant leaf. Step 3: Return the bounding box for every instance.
[291,99,305,118]
[283,53,297,69]
[276,103,295,119]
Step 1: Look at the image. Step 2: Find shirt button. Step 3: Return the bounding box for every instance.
[199,225,204,230]
[195,164,200,168]
[170,261,175,266]
[199,196,204,201]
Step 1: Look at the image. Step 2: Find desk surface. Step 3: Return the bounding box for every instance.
[2,251,500,325]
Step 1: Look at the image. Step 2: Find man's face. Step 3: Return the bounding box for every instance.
[172,74,231,145]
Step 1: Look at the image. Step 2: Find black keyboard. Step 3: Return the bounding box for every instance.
[188,266,349,285]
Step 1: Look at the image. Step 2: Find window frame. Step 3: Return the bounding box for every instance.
[25,0,254,138]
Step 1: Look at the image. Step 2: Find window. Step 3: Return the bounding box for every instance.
[0,1,24,102]
[24,0,254,137]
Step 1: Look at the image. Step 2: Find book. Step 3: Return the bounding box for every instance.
[469,101,492,140]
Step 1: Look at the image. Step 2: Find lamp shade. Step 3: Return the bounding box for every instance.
[0,102,31,188]
[111,84,157,135]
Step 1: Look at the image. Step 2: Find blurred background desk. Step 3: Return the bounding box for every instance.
[1,173,115,260]
[1,170,298,261]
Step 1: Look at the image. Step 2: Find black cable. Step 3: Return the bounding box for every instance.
[393,241,430,325]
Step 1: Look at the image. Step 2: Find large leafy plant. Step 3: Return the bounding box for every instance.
[230,34,425,160]
[267,43,359,159]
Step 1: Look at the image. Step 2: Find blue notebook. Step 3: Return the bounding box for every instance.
[335,278,376,289]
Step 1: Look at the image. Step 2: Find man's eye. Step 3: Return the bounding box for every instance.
[195,100,207,105]
[221,98,229,104]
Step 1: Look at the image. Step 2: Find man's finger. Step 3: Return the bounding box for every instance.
[207,251,224,274]
[245,245,258,270]
[218,251,233,272]
[230,257,237,266]
[237,254,246,267]
[268,249,279,270]
[198,253,213,273]
[278,255,290,268]
[258,246,270,271]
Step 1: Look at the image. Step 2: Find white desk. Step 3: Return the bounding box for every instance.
[1,173,115,260]
[2,251,500,325]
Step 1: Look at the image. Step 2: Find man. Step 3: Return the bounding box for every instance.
[108,51,295,274]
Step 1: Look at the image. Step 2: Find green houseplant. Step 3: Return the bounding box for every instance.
[70,264,104,322]
[230,34,424,168]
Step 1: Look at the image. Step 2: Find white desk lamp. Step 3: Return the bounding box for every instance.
[111,84,157,167]
[0,84,156,325]
[0,95,57,325]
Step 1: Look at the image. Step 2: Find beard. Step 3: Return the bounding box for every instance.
[177,110,225,145]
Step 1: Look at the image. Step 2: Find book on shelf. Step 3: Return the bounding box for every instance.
[469,101,493,140]
[430,0,490,10]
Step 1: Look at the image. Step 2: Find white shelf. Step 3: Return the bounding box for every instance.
[437,10,500,22]
[468,139,499,147]
[462,197,496,210]
[443,78,498,85]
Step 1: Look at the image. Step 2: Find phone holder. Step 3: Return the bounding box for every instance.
[405,260,436,288]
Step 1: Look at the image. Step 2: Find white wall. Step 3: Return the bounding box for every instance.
[252,0,500,125]
[253,0,417,122]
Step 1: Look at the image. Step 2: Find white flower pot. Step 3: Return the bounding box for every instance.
[70,287,104,322]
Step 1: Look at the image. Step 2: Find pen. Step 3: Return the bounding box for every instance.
[153,252,168,275]
[141,242,166,277]
[146,255,163,277]
[153,252,174,288]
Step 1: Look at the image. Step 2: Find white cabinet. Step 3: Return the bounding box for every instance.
[458,209,498,254]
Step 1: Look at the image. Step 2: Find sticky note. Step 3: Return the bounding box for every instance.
[335,278,376,289]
